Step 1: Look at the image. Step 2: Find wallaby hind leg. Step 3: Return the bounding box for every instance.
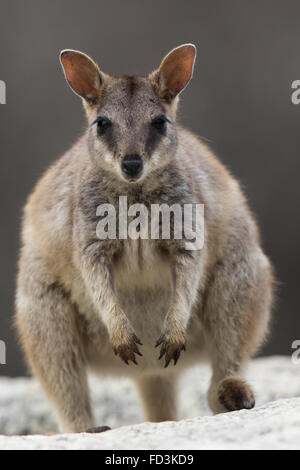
[16,260,94,433]
[202,250,272,414]
[136,375,178,422]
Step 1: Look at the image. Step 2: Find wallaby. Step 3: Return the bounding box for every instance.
[15,44,273,433]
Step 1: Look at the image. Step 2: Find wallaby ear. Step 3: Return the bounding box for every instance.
[153,44,196,101]
[60,49,102,104]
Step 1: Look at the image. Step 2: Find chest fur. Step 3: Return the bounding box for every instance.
[112,239,172,340]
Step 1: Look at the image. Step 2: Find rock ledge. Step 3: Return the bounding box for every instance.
[0,356,299,449]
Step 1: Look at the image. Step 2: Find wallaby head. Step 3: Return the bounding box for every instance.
[60,44,196,183]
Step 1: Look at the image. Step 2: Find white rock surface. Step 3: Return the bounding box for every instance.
[0,356,299,449]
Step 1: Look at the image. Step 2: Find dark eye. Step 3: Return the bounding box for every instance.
[151,115,169,133]
[93,116,112,136]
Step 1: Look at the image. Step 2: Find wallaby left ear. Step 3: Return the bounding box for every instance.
[152,44,196,101]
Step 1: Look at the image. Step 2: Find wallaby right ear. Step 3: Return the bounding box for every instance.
[60,50,103,104]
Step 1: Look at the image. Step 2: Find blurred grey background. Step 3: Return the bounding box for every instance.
[0,0,299,376]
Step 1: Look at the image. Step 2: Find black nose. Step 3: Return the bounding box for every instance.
[121,154,143,178]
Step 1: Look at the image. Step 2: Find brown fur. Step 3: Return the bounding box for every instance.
[15,45,273,432]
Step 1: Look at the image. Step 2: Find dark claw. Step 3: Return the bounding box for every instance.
[164,357,171,368]
[132,334,143,346]
[124,359,129,365]
[85,426,111,433]
[158,349,165,360]
[173,350,180,366]
[132,358,138,365]
[155,335,165,348]
[239,399,255,410]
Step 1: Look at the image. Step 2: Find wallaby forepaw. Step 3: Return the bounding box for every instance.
[111,330,143,365]
[155,330,186,367]
[217,377,255,412]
